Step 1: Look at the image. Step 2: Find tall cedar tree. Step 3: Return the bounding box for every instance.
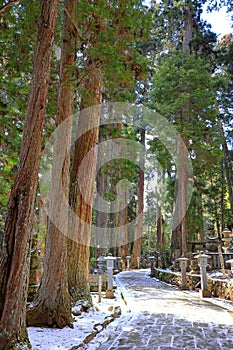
[68,63,103,303]
[0,0,41,243]
[150,0,221,258]
[130,129,145,268]
[27,0,77,328]
[67,0,149,302]
[0,0,57,348]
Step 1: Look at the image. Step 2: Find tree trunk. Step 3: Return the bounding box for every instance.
[131,130,145,268]
[218,117,233,217]
[0,1,57,348]
[27,0,77,328]
[95,130,109,256]
[182,0,193,55]
[180,0,192,257]
[180,137,188,257]
[221,160,225,230]
[170,223,182,261]
[68,62,102,303]
[118,193,129,270]
[156,204,163,251]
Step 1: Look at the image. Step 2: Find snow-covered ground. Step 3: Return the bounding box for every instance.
[28,269,233,349]
[28,281,125,350]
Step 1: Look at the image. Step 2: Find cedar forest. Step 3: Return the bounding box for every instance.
[0,0,232,349]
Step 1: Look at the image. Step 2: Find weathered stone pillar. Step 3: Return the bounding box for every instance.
[105,254,116,298]
[126,255,131,270]
[177,257,189,290]
[195,253,211,297]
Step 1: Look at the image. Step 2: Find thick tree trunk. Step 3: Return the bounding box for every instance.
[179,0,193,257]
[170,138,188,260]
[118,196,129,271]
[170,224,182,261]
[0,1,57,348]
[27,0,77,328]
[68,62,102,303]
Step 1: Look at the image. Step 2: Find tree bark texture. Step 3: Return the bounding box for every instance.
[68,62,102,303]
[117,195,129,271]
[174,0,193,258]
[180,137,188,257]
[156,204,163,251]
[182,0,193,55]
[27,0,77,328]
[218,117,233,217]
[131,129,145,268]
[95,130,109,255]
[0,1,57,348]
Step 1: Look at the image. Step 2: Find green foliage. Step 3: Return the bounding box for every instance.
[75,0,151,102]
[1,0,232,254]
[0,0,41,225]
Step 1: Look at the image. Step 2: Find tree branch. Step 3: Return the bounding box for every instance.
[0,0,20,14]
[57,0,86,41]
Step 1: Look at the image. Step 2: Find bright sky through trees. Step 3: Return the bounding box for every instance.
[146,1,232,38]
[202,5,232,37]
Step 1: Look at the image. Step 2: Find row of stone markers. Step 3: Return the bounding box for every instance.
[96,254,132,300]
[150,253,233,297]
[149,253,215,298]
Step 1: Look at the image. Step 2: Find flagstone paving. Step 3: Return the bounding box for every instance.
[88,270,233,350]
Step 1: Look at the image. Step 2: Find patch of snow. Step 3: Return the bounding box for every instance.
[28,284,124,350]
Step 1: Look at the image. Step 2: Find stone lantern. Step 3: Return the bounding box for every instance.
[116,256,122,271]
[195,253,211,297]
[222,228,232,253]
[149,256,156,277]
[226,259,233,275]
[104,254,116,298]
[96,255,106,302]
[177,257,189,290]
[222,227,232,238]
[97,255,106,275]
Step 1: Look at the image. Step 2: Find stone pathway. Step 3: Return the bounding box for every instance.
[88,270,233,350]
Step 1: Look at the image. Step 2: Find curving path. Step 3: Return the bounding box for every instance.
[89,269,233,350]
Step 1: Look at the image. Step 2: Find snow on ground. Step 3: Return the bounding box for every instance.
[28,281,125,350]
[28,269,233,349]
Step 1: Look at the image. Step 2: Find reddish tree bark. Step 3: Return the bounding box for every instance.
[0,1,57,348]
[131,169,144,268]
[68,62,102,303]
[27,0,77,328]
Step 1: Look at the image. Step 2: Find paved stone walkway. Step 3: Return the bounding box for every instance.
[90,270,233,350]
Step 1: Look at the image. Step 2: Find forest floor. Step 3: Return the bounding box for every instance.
[28,269,233,349]
[28,277,126,349]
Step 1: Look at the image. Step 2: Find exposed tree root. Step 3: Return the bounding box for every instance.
[69,307,121,350]
[0,327,31,350]
[26,303,73,329]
